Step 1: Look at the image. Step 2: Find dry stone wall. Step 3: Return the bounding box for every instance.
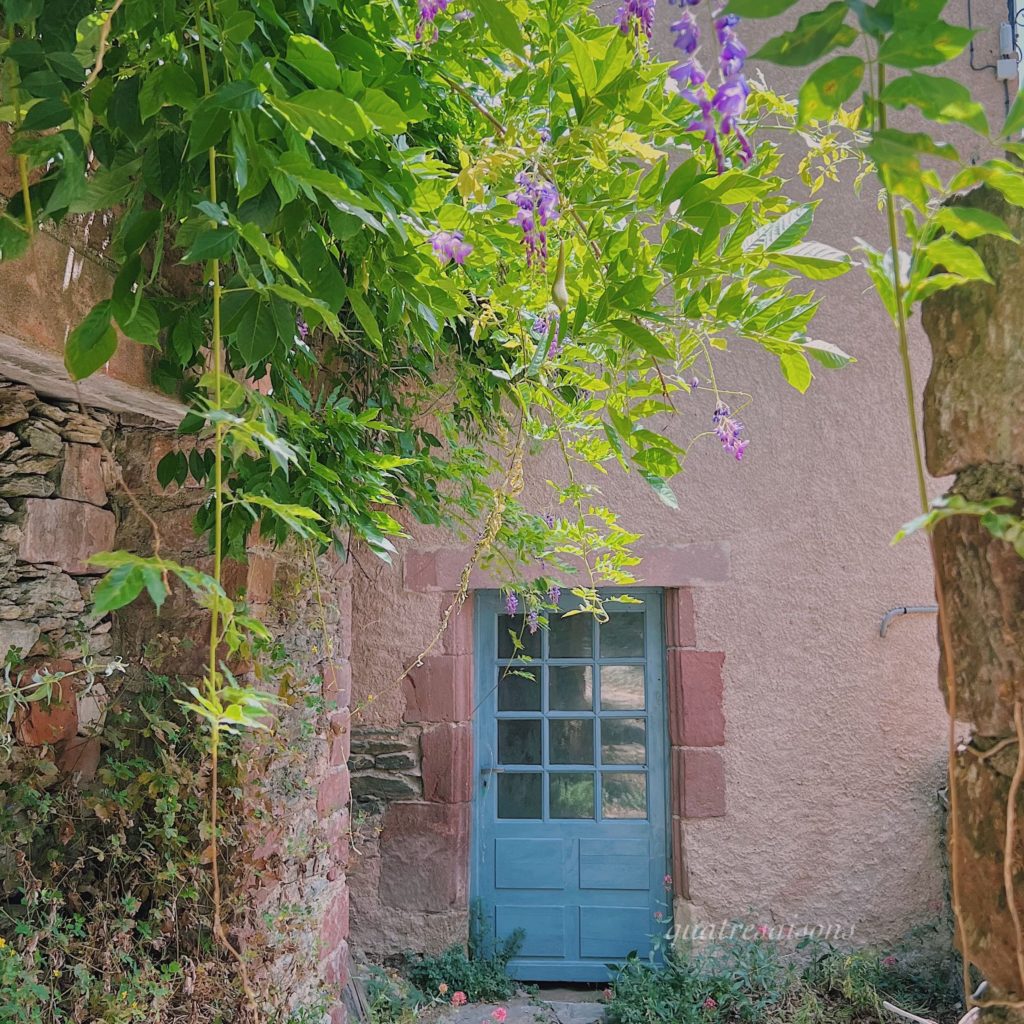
[0,374,353,1022]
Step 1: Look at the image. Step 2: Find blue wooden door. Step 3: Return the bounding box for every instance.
[473,590,668,981]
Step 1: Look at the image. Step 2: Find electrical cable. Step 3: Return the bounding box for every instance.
[968,0,998,71]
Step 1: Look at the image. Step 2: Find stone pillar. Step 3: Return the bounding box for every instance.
[921,186,1024,1014]
[664,587,726,931]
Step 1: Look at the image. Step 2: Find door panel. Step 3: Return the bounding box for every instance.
[473,590,668,981]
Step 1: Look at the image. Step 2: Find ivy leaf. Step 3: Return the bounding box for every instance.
[287,34,341,90]
[65,300,117,380]
[880,72,988,136]
[269,91,371,149]
[753,3,856,66]
[877,22,974,68]
[797,56,864,124]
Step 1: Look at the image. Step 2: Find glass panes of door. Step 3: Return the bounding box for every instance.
[494,603,651,820]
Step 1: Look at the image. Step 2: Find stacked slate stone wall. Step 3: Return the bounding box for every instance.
[0,375,353,1022]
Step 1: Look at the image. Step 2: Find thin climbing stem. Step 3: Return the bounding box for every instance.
[877,61,973,1007]
[195,4,255,1013]
[6,25,34,236]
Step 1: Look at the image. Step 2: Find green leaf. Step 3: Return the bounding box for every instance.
[1004,88,1024,137]
[779,351,813,392]
[742,204,814,252]
[877,22,973,68]
[117,208,161,256]
[725,0,800,14]
[610,319,672,360]
[802,339,855,368]
[639,471,679,510]
[20,97,71,130]
[346,288,382,349]
[797,56,864,124]
[182,225,239,263]
[139,64,198,121]
[91,562,146,614]
[269,90,371,149]
[65,300,117,380]
[112,294,161,347]
[880,72,988,136]
[476,0,526,54]
[359,88,410,132]
[933,205,1017,243]
[921,236,993,284]
[771,241,852,280]
[287,34,341,90]
[565,28,598,95]
[753,3,856,66]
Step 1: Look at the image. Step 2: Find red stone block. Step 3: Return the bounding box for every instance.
[674,748,726,819]
[320,888,350,953]
[59,443,106,506]
[671,816,689,899]
[321,938,350,988]
[441,596,474,656]
[421,722,473,803]
[330,1005,347,1024]
[669,649,725,747]
[665,588,696,649]
[402,654,472,724]
[329,710,351,767]
[324,661,352,709]
[324,810,351,859]
[58,735,101,780]
[18,498,115,574]
[317,769,351,816]
[15,662,76,745]
[379,801,469,911]
[245,553,277,605]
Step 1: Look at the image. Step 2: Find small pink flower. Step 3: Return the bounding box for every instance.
[756,924,770,938]
[663,874,673,889]
[703,997,718,1010]
[882,955,897,968]
[602,988,614,1002]
[492,1011,508,1023]
[654,911,663,921]
[439,984,449,995]
[451,992,468,1007]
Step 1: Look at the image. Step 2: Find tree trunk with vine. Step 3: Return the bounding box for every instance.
[922,186,1024,1018]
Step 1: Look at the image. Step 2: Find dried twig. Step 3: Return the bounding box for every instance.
[882,1001,937,1024]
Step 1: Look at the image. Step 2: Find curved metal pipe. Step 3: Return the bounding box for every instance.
[879,605,939,638]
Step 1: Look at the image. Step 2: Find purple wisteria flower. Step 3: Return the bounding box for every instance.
[538,126,552,143]
[615,0,656,39]
[505,591,519,616]
[527,609,540,634]
[665,1,754,173]
[430,229,472,266]
[509,171,560,269]
[532,312,569,357]
[712,400,749,461]
[296,312,310,341]
[417,0,452,40]
[542,512,555,528]
[547,585,561,604]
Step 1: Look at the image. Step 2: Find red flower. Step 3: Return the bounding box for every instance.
[451,992,468,1007]
[703,997,718,1010]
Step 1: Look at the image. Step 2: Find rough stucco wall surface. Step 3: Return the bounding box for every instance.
[349,0,1012,957]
